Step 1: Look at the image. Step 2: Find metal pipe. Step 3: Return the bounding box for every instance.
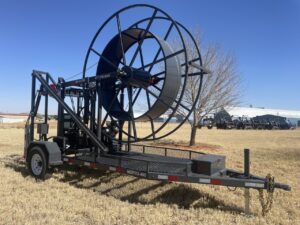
[90,91,96,131]
[97,81,103,155]
[57,79,65,137]
[30,73,36,142]
[44,75,49,140]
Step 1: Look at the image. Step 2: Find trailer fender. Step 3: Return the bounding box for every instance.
[27,141,63,166]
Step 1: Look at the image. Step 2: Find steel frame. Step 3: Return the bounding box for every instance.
[24,4,291,195]
[25,71,290,192]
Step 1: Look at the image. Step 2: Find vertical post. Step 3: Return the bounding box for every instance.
[30,73,36,142]
[119,90,124,147]
[44,75,49,140]
[244,148,251,215]
[77,96,80,116]
[83,88,90,124]
[57,78,65,137]
[127,86,132,152]
[96,81,102,158]
[90,91,96,131]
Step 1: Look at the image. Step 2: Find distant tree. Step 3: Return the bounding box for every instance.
[178,31,241,146]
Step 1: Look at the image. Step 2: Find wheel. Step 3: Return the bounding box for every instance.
[28,146,47,179]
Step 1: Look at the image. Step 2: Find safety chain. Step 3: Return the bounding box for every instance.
[258,173,275,216]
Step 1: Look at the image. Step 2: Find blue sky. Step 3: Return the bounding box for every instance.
[0,0,299,113]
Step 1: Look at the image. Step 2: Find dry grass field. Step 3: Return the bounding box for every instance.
[0,123,299,225]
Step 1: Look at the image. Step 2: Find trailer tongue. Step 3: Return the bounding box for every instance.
[24,4,290,216]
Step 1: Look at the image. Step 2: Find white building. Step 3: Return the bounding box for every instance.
[224,106,300,125]
[0,115,27,124]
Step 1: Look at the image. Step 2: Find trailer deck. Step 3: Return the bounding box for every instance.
[62,144,290,191]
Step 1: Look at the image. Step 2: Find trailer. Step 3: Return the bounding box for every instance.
[24,4,290,215]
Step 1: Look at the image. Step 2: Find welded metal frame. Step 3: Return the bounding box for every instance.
[24,5,290,194]
[25,70,290,192]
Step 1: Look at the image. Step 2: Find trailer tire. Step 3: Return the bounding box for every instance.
[28,146,47,180]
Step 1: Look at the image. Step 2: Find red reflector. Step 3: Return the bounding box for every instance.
[69,158,75,164]
[49,84,57,91]
[116,167,125,173]
[90,163,97,168]
[168,175,179,181]
[211,179,222,185]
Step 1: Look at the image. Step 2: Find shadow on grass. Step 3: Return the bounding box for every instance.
[151,184,244,213]
[1,154,244,214]
[0,154,30,177]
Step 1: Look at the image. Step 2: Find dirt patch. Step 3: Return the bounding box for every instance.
[0,143,9,147]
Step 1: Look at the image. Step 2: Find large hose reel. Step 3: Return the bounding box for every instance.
[83,4,205,142]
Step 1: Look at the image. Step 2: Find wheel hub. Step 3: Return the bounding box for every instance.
[31,153,43,176]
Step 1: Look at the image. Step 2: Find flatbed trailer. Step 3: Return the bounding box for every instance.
[24,4,290,216]
[62,144,290,191]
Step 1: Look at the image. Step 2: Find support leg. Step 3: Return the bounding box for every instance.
[244,148,251,215]
[244,188,251,215]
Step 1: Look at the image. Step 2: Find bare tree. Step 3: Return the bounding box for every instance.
[179,31,241,146]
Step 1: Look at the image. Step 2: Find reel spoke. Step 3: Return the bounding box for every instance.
[129,9,158,67]
[152,70,165,77]
[144,88,176,112]
[130,43,145,108]
[138,42,145,68]
[132,88,142,106]
[146,91,155,139]
[152,84,190,112]
[101,88,121,127]
[148,22,174,73]
[139,49,184,70]
[127,86,137,140]
[91,48,124,69]
[182,72,203,78]
[180,57,201,68]
[153,71,202,80]
[116,14,127,65]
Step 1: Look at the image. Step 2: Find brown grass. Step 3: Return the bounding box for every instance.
[0,125,299,225]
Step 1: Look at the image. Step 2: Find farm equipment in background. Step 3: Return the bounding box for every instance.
[252,115,292,130]
[213,110,293,130]
[215,109,235,129]
[232,116,253,130]
[232,116,243,129]
[23,4,290,216]
[197,117,214,129]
